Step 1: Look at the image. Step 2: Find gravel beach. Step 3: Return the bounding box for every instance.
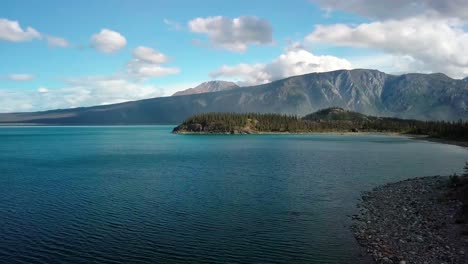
[352,176,468,264]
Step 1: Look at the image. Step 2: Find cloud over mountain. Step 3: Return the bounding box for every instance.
[210,43,352,85]
[309,1,468,78]
[312,0,468,21]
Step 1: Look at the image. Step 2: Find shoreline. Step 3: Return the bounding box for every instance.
[410,135,468,149]
[174,131,403,136]
[352,176,468,263]
[174,130,468,148]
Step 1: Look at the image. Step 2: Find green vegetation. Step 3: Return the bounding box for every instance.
[173,112,311,133]
[173,108,468,141]
[303,107,369,121]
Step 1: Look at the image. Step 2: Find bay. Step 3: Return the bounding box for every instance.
[0,126,467,263]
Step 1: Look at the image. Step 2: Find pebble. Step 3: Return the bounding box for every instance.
[351,176,468,263]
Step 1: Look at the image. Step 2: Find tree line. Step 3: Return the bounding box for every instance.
[178,112,468,140]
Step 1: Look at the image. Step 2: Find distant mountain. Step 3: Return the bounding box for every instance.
[172,80,239,96]
[463,77,468,82]
[0,69,466,125]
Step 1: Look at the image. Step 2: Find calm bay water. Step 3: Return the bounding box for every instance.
[0,126,467,264]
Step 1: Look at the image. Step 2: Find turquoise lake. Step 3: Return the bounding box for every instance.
[1,126,467,263]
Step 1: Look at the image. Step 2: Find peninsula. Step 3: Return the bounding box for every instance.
[172,107,468,142]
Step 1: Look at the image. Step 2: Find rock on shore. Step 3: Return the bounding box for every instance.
[352,176,468,264]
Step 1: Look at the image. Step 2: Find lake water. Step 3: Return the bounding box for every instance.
[1,126,467,264]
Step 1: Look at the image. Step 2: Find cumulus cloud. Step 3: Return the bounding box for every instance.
[306,15,468,78]
[312,0,468,21]
[0,18,70,48]
[126,46,180,80]
[210,43,352,85]
[91,29,127,53]
[132,46,168,64]
[309,0,468,77]
[188,16,273,52]
[7,74,35,81]
[46,35,69,47]
[0,18,41,42]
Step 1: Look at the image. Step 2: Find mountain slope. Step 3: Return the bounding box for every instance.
[172,81,239,96]
[0,69,466,125]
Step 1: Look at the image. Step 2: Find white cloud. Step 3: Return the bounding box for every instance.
[91,29,127,53]
[126,46,180,80]
[306,15,468,78]
[0,77,165,113]
[46,35,69,47]
[163,19,182,30]
[312,0,468,21]
[127,61,180,79]
[38,87,49,93]
[7,74,35,81]
[0,18,70,48]
[132,46,168,64]
[0,18,41,42]
[210,43,352,85]
[0,78,204,112]
[188,16,273,52]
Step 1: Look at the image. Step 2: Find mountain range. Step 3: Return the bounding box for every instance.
[172,81,239,96]
[0,69,466,125]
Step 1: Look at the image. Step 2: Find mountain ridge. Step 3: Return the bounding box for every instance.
[172,80,239,96]
[0,69,466,125]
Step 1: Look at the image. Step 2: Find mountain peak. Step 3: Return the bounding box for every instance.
[172,80,239,96]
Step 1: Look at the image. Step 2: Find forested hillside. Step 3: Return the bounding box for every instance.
[173,108,468,140]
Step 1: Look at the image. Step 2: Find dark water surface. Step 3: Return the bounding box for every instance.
[1,126,467,264]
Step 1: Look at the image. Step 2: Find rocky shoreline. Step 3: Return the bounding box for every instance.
[411,136,468,149]
[352,176,468,264]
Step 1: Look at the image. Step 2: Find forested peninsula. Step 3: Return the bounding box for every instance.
[172,107,468,142]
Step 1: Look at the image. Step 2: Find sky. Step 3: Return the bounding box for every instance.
[1,0,467,113]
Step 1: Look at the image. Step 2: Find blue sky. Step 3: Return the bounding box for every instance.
[1,0,467,112]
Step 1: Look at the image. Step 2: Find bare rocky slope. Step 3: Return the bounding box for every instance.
[0,69,466,125]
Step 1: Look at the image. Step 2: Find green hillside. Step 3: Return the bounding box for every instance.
[173,108,468,141]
